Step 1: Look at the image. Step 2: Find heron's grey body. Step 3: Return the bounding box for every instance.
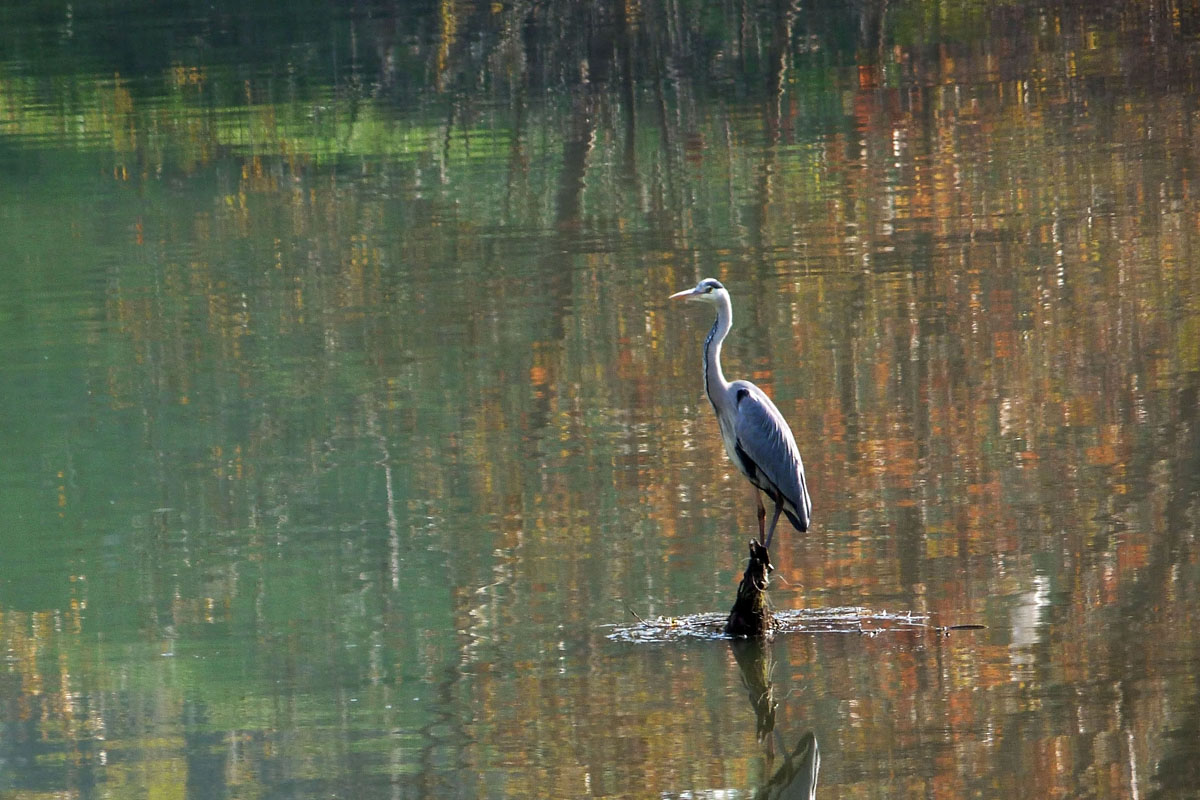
[671,278,811,549]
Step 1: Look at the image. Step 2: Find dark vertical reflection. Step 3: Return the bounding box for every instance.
[184,701,229,800]
[1132,374,1200,800]
[748,0,801,269]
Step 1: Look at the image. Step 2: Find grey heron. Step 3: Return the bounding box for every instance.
[670,278,811,550]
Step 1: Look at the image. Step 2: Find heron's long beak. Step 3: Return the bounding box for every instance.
[669,288,697,301]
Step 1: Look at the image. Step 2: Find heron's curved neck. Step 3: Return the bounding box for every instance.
[703,294,733,410]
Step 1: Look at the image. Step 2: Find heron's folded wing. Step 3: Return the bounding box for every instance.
[733,385,810,527]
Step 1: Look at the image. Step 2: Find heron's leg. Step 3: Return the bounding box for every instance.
[763,502,784,550]
[754,489,767,542]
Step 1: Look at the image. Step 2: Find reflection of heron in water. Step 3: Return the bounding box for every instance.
[757,730,819,800]
[730,640,819,799]
[670,279,811,549]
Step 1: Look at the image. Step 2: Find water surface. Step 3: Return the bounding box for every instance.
[1,1,1199,798]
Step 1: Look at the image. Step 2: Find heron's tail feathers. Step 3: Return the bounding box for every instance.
[784,506,809,533]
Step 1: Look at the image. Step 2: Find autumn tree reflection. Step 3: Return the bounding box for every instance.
[0,0,1199,798]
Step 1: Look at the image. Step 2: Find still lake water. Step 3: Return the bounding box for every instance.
[2,1,1199,797]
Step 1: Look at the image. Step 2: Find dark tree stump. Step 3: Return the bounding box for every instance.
[725,540,775,638]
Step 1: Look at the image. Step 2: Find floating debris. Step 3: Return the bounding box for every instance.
[606,606,981,644]
[607,611,729,643]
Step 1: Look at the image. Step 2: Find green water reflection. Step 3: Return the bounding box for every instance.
[1,1,1199,797]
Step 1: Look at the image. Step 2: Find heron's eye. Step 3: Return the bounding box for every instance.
[705,286,713,293]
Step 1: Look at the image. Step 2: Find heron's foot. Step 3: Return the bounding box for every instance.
[748,538,774,574]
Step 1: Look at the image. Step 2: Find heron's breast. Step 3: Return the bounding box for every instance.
[716,419,750,476]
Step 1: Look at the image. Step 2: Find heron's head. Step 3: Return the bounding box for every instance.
[669,278,727,304]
